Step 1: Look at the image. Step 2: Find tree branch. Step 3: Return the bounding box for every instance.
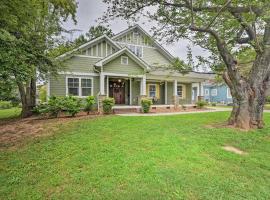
[160,0,263,15]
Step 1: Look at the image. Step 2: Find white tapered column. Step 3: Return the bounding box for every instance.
[100,73,105,95]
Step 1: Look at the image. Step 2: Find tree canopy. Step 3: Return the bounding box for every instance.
[0,0,77,117]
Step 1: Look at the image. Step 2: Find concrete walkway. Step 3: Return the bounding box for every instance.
[116,107,232,117]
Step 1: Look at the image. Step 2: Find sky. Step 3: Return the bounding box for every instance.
[63,0,210,63]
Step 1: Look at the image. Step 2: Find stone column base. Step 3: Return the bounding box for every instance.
[172,95,179,109]
[98,95,107,113]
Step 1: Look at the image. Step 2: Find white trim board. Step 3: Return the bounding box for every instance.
[58,72,99,76]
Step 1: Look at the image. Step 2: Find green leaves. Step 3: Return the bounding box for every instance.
[172,58,192,75]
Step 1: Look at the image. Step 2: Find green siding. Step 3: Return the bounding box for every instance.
[63,56,100,73]
[143,48,171,66]
[50,75,66,96]
[167,82,174,104]
[103,54,144,75]
[131,79,140,105]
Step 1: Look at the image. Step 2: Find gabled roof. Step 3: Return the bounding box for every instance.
[57,35,121,60]
[112,24,175,61]
[95,47,150,71]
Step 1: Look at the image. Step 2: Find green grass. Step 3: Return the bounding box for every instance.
[265,104,270,110]
[1,112,270,199]
[0,107,21,120]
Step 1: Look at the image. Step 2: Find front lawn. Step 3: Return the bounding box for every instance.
[1,112,270,199]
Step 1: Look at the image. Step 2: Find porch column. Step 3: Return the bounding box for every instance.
[173,80,178,96]
[198,82,204,101]
[129,78,132,105]
[140,75,146,96]
[106,76,109,97]
[100,73,105,95]
[165,81,168,104]
[173,80,179,108]
[138,75,147,105]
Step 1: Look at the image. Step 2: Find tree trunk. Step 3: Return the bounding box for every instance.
[224,51,270,129]
[229,93,265,129]
[16,78,36,118]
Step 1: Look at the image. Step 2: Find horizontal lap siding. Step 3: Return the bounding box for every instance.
[132,80,140,105]
[103,54,144,75]
[63,56,100,73]
[143,48,171,66]
[167,82,173,104]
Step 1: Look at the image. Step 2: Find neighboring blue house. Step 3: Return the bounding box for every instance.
[203,83,233,104]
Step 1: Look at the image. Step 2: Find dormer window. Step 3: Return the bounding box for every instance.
[127,45,143,58]
[121,56,128,65]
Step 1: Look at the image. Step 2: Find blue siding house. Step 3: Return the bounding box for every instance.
[203,83,233,104]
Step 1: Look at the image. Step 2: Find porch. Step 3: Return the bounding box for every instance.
[99,72,202,106]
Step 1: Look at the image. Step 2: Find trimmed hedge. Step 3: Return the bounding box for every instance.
[141,98,152,113]
[102,98,115,114]
[84,96,96,115]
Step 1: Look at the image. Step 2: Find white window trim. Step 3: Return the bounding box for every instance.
[177,84,186,99]
[227,88,232,98]
[66,76,93,97]
[121,56,129,65]
[204,89,209,96]
[148,84,157,97]
[211,88,217,96]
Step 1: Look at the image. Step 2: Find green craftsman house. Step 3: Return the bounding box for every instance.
[48,25,213,109]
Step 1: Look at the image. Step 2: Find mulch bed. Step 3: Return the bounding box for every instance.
[0,112,100,150]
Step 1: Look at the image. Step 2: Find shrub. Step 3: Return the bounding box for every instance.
[84,96,96,115]
[32,103,49,116]
[102,98,115,114]
[141,98,152,113]
[0,101,12,109]
[211,102,217,106]
[196,100,207,109]
[47,96,64,117]
[63,96,81,117]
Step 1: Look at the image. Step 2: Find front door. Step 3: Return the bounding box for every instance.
[109,80,125,104]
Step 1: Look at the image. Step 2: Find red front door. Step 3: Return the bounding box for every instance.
[109,81,125,104]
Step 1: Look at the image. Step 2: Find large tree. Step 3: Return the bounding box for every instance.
[0,0,77,117]
[102,0,270,129]
[86,25,114,40]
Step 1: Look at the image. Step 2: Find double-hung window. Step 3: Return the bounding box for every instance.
[67,78,79,96]
[177,85,183,98]
[149,84,156,97]
[81,78,92,96]
[67,77,93,97]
